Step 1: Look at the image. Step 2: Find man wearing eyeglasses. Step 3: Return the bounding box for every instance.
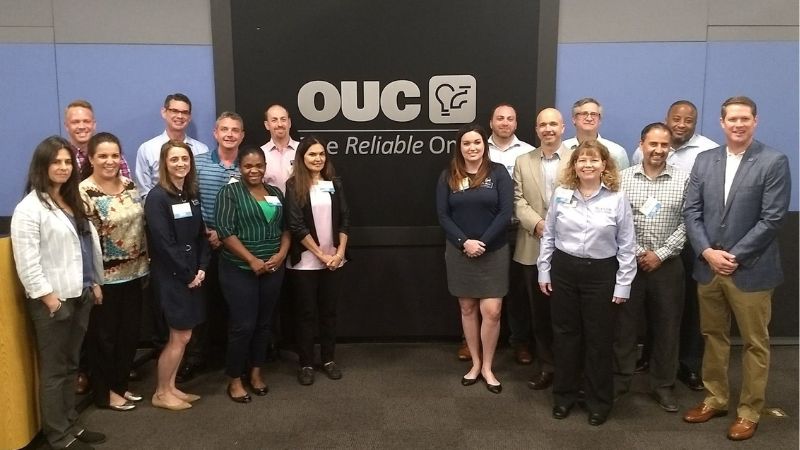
[134,93,210,197]
[562,98,629,170]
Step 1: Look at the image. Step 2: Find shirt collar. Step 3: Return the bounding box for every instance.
[488,135,521,151]
[264,138,299,152]
[632,163,673,180]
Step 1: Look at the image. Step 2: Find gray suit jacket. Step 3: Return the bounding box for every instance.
[683,139,791,291]
[512,144,573,265]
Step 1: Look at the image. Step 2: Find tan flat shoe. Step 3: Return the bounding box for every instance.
[152,394,191,411]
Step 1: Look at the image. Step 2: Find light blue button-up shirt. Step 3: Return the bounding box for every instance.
[537,184,637,298]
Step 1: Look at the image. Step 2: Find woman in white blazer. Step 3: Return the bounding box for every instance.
[11,136,106,450]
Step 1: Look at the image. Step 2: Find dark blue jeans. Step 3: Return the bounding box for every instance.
[219,258,284,378]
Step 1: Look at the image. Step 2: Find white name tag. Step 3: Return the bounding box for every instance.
[265,195,282,206]
[172,202,192,219]
[554,187,573,204]
[316,180,335,193]
[640,196,661,218]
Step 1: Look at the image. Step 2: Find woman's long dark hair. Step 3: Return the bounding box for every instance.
[25,135,89,233]
[447,124,492,191]
[288,136,335,207]
[80,132,123,180]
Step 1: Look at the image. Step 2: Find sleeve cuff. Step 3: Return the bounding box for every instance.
[613,284,631,299]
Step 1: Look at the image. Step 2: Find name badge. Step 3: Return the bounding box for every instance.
[316,180,335,193]
[265,195,282,206]
[554,187,573,204]
[172,202,192,219]
[480,177,494,189]
[640,196,661,218]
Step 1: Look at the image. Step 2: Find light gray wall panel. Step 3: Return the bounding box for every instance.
[708,25,799,41]
[708,0,798,26]
[558,0,708,43]
[0,26,54,43]
[52,0,212,44]
[0,0,52,27]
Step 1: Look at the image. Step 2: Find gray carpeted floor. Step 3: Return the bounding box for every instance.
[28,344,799,449]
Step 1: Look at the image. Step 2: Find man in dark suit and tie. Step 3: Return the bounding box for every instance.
[681,96,791,441]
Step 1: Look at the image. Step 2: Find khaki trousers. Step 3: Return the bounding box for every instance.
[698,275,772,422]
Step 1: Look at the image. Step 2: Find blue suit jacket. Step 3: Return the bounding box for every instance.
[683,140,791,291]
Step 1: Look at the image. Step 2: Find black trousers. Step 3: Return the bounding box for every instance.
[219,258,283,378]
[87,278,143,406]
[550,250,618,416]
[522,264,555,372]
[613,257,684,393]
[289,267,344,367]
[678,244,703,373]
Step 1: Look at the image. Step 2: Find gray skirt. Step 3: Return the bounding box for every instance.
[444,241,509,299]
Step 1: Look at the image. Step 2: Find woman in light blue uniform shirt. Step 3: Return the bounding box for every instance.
[537,140,636,426]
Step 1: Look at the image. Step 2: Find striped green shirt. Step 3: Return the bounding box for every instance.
[214,181,285,270]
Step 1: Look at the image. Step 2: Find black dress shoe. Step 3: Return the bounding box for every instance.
[552,405,572,419]
[588,412,607,426]
[527,372,554,390]
[298,366,315,386]
[75,430,106,444]
[128,369,140,381]
[678,369,704,391]
[176,363,197,384]
[461,375,479,386]
[227,385,252,403]
[322,362,342,380]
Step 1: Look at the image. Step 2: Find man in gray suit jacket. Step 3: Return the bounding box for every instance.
[681,96,791,441]
[513,108,573,390]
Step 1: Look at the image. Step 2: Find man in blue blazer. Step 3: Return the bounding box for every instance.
[681,96,791,441]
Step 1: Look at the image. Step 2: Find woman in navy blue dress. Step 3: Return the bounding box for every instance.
[144,140,210,410]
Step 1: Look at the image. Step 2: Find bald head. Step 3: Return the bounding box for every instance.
[535,108,565,148]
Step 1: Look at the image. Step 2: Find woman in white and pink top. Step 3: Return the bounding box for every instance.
[285,136,350,386]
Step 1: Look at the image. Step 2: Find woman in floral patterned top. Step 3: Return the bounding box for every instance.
[79,132,149,411]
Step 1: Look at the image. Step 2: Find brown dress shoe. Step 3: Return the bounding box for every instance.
[727,417,758,441]
[457,339,471,361]
[514,345,533,365]
[75,372,89,395]
[683,402,727,423]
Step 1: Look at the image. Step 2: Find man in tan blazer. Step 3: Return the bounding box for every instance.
[513,108,573,390]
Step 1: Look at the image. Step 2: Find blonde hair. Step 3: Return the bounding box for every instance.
[560,140,620,191]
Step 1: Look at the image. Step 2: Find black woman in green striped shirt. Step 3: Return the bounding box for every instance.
[214,145,290,403]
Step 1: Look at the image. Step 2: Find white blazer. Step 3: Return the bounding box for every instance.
[11,190,103,300]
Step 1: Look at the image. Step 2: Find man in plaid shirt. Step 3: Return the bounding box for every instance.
[63,99,131,178]
[614,122,689,412]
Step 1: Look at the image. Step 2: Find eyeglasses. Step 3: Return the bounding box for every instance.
[575,111,601,120]
[167,108,191,116]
